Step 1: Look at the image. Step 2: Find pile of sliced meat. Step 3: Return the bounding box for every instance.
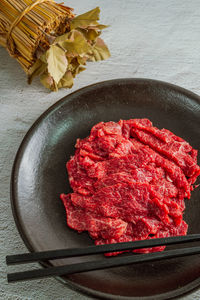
[61,119,200,255]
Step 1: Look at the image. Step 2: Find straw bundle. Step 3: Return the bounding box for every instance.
[0,0,74,71]
[0,1,110,91]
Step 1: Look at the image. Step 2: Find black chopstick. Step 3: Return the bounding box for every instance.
[6,234,200,265]
[7,246,200,283]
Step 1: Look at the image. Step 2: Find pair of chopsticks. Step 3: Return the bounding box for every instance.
[6,234,200,283]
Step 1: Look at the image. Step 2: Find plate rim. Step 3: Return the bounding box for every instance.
[10,78,200,300]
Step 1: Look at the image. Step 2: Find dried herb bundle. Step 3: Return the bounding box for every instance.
[0,1,110,91]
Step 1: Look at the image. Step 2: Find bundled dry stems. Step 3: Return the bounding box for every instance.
[0,1,110,91]
[0,0,74,72]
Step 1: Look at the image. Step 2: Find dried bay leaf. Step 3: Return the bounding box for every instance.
[93,24,109,30]
[87,29,100,41]
[58,30,91,56]
[54,32,71,45]
[74,66,86,75]
[66,56,86,77]
[28,59,47,84]
[77,56,87,65]
[40,73,54,90]
[67,57,80,73]
[91,37,110,61]
[70,7,100,30]
[78,28,100,42]
[58,71,74,89]
[77,24,109,42]
[40,53,48,64]
[46,45,68,84]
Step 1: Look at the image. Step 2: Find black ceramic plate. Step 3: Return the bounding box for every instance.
[11,79,200,300]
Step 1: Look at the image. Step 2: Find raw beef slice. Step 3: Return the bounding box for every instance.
[60,119,200,256]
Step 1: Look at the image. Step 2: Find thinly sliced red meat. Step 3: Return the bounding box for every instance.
[131,127,200,180]
[61,119,200,256]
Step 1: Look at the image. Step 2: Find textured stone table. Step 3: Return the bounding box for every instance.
[0,0,200,299]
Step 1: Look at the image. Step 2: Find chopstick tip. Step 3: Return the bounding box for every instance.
[6,256,10,265]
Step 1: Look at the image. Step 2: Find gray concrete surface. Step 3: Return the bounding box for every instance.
[1,0,200,299]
